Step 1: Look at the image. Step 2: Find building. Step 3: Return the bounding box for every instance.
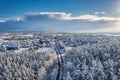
[6,43,20,50]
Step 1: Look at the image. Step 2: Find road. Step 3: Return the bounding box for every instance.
[54,38,64,80]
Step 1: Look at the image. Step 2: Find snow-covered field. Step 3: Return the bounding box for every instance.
[36,47,54,53]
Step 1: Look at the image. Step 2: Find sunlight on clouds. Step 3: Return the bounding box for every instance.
[111,0,120,32]
[113,0,120,15]
[112,22,120,31]
[1,12,120,32]
[106,21,120,32]
[116,0,120,13]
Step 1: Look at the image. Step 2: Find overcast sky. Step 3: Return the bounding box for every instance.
[0,0,120,32]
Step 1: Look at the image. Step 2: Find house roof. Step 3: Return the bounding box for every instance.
[7,44,18,48]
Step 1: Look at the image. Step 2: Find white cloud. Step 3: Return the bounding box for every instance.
[25,12,120,22]
[25,12,72,20]
[39,12,72,20]
[39,12,71,19]
[74,14,120,22]
[16,17,21,21]
[101,12,107,14]
[94,12,100,15]
[22,12,120,22]
[0,12,120,32]
[94,11,107,15]
[0,20,5,23]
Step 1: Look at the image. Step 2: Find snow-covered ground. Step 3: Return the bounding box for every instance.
[1,32,120,80]
[6,48,29,54]
[36,47,55,53]
[5,47,55,54]
[65,47,72,51]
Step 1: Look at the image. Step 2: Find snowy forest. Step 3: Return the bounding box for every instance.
[63,44,120,80]
[0,33,120,80]
[0,51,58,80]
